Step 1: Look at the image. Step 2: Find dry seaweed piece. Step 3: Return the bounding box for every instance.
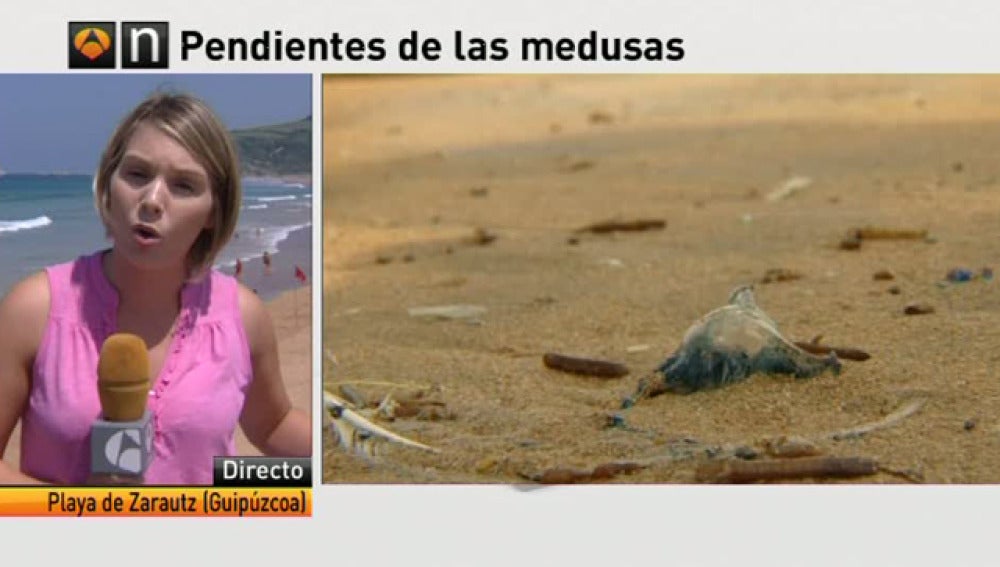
[762,436,822,458]
[759,268,804,284]
[873,269,895,281]
[562,159,596,173]
[528,468,592,484]
[466,227,497,246]
[588,110,615,124]
[854,227,928,240]
[575,219,666,234]
[619,397,925,483]
[839,227,929,251]
[903,302,934,315]
[356,383,452,422]
[695,456,878,483]
[839,235,862,250]
[591,462,645,480]
[377,395,448,420]
[522,461,646,484]
[793,341,871,362]
[394,401,454,421]
[543,352,629,378]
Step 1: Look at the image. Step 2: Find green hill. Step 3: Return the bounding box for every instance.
[231,116,311,177]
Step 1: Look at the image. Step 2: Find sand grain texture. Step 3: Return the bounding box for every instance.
[323,75,1000,484]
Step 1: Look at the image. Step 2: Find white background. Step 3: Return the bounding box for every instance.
[4,1,1000,565]
[5,0,1000,72]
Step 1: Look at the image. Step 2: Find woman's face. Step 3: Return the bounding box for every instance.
[105,122,215,273]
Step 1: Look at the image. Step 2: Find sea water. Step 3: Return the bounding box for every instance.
[0,173,312,297]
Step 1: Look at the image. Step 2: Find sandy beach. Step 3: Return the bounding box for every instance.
[323,75,1000,484]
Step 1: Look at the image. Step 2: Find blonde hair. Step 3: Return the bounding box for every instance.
[94,92,241,278]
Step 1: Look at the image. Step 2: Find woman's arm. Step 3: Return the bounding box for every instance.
[0,272,50,484]
[237,285,311,457]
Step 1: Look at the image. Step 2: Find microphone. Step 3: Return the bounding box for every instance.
[90,333,155,482]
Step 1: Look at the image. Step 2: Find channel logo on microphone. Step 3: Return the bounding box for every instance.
[68,21,170,69]
[103,429,149,473]
[90,411,155,475]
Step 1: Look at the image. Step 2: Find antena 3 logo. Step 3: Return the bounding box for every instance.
[68,22,115,68]
[68,21,169,69]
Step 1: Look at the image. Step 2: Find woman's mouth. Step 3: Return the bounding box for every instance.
[132,224,163,246]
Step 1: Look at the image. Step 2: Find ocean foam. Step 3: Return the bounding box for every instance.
[216,222,312,268]
[0,215,53,233]
[255,195,297,202]
[246,204,268,210]
[266,222,312,252]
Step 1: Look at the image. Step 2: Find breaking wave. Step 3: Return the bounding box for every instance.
[0,215,52,233]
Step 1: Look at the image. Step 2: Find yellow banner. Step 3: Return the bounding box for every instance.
[0,487,312,517]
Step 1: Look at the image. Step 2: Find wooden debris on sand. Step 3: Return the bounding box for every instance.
[793,335,871,361]
[696,456,878,483]
[903,302,935,315]
[840,226,930,250]
[759,268,804,284]
[543,352,630,378]
[520,462,646,484]
[575,218,666,234]
[762,435,823,458]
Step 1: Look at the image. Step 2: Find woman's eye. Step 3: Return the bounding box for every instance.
[127,170,148,180]
[175,182,195,194]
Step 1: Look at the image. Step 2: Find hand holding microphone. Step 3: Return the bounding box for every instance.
[89,333,155,484]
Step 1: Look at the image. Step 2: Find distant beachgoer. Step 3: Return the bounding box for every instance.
[262,250,272,275]
[235,258,243,279]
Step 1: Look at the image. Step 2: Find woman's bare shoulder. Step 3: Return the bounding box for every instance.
[234,282,272,352]
[0,271,51,352]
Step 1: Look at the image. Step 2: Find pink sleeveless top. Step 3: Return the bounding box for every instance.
[21,250,254,485]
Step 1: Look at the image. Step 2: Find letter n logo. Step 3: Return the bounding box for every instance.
[122,22,169,68]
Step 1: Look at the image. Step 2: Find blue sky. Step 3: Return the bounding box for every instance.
[0,74,311,173]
